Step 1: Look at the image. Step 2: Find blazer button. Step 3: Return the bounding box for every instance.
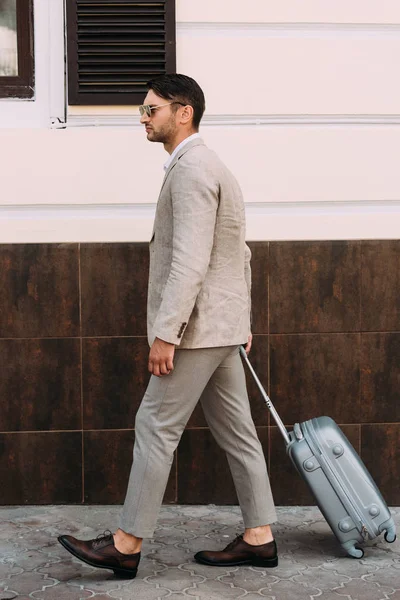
[177,322,187,338]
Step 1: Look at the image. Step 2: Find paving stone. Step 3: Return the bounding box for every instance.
[174,506,219,519]
[108,581,170,599]
[17,513,62,528]
[0,541,27,561]
[333,577,394,599]
[253,557,307,579]
[235,595,272,600]
[0,591,19,600]
[310,593,348,599]
[84,597,114,600]
[267,578,321,599]
[211,506,241,515]
[180,534,235,554]
[50,522,100,539]
[67,573,124,593]
[201,515,243,527]
[175,519,223,534]
[0,563,23,580]
[179,561,225,580]
[154,512,180,523]
[9,549,59,571]
[154,527,195,546]
[14,530,59,551]
[201,529,243,545]
[0,505,399,599]
[163,595,201,600]
[30,583,94,599]
[219,568,278,592]
[280,549,336,568]
[134,558,169,579]
[367,543,394,559]
[148,544,193,566]
[37,558,96,582]
[293,565,351,590]
[323,557,380,577]
[0,572,57,596]
[362,567,400,589]
[0,522,33,542]
[33,545,67,561]
[187,579,245,598]
[0,506,39,519]
[147,567,204,593]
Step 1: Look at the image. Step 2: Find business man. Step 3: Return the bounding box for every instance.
[58,74,277,578]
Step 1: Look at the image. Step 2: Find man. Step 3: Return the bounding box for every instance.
[58,74,277,579]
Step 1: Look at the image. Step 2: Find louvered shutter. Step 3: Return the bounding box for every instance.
[66,0,176,105]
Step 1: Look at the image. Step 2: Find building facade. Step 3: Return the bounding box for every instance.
[0,0,399,506]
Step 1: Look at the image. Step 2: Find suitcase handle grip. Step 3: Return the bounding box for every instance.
[240,346,291,446]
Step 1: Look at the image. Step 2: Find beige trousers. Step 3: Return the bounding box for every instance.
[120,345,277,538]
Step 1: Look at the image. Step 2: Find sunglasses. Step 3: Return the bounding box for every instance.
[138,101,186,118]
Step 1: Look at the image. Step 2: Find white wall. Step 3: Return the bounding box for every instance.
[1,0,400,242]
[176,0,400,24]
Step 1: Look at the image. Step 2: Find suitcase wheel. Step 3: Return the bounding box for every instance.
[346,546,364,559]
[384,530,397,544]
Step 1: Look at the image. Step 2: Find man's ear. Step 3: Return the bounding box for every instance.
[180,104,194,125]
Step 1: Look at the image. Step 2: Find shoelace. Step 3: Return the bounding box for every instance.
[92,529,113,549]
[224,534,243,552]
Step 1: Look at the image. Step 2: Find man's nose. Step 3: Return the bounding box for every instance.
[140,112,149,124]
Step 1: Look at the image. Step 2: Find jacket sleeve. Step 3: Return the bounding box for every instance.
[152,158,219,345]
[244,242,252,329]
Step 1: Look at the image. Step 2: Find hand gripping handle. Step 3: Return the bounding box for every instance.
[240,346,291,446]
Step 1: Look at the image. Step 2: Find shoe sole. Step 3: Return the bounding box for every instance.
[194,555,278,568]
[57,536,138,579]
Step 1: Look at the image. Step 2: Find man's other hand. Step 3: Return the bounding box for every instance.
[244,333,253,355]
[149,337,175,377]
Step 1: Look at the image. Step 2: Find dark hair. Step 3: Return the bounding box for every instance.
[146,73,205,129]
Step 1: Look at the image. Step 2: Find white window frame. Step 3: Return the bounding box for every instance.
[0,0,65,128]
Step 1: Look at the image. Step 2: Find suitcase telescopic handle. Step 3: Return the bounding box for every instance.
[240,346,291,446]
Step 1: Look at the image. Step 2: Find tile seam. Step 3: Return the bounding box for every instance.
[0,332,397,340]
[267,241,271,472]
[4,422,399,434]
[78,242,84,504]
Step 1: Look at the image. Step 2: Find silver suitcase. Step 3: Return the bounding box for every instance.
[240,346,397,558]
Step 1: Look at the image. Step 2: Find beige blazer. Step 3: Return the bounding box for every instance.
[147,137,251,349]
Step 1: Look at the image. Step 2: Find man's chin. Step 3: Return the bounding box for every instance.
[146,130,164,143]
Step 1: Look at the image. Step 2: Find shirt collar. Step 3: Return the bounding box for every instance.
[163,133,201,171]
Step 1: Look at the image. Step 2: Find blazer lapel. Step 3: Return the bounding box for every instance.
[150,137,205,239]
[159,137,205,196]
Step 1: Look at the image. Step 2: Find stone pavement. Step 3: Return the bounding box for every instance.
[0,505,399,600]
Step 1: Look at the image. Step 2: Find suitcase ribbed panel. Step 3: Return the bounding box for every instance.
[293,417,396,556]
[302,419,374,538]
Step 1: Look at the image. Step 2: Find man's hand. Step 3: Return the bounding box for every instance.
[244,333,253,355]
[148,337,175,377]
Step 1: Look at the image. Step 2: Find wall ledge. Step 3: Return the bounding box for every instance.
[1,200,399,243]
[62,114,400,129]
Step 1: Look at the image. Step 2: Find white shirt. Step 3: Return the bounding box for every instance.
[163,133,201,171]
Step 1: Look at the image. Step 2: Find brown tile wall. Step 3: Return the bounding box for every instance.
[0,241,399,506]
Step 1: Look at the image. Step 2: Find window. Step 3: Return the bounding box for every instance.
[66,0,176,105]
[0,0,34,99]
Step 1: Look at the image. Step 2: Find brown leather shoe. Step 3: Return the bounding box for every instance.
[58,530,140,578]
[194,534,278,567]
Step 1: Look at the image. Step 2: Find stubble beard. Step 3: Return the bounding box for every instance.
[147,114,177,145]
